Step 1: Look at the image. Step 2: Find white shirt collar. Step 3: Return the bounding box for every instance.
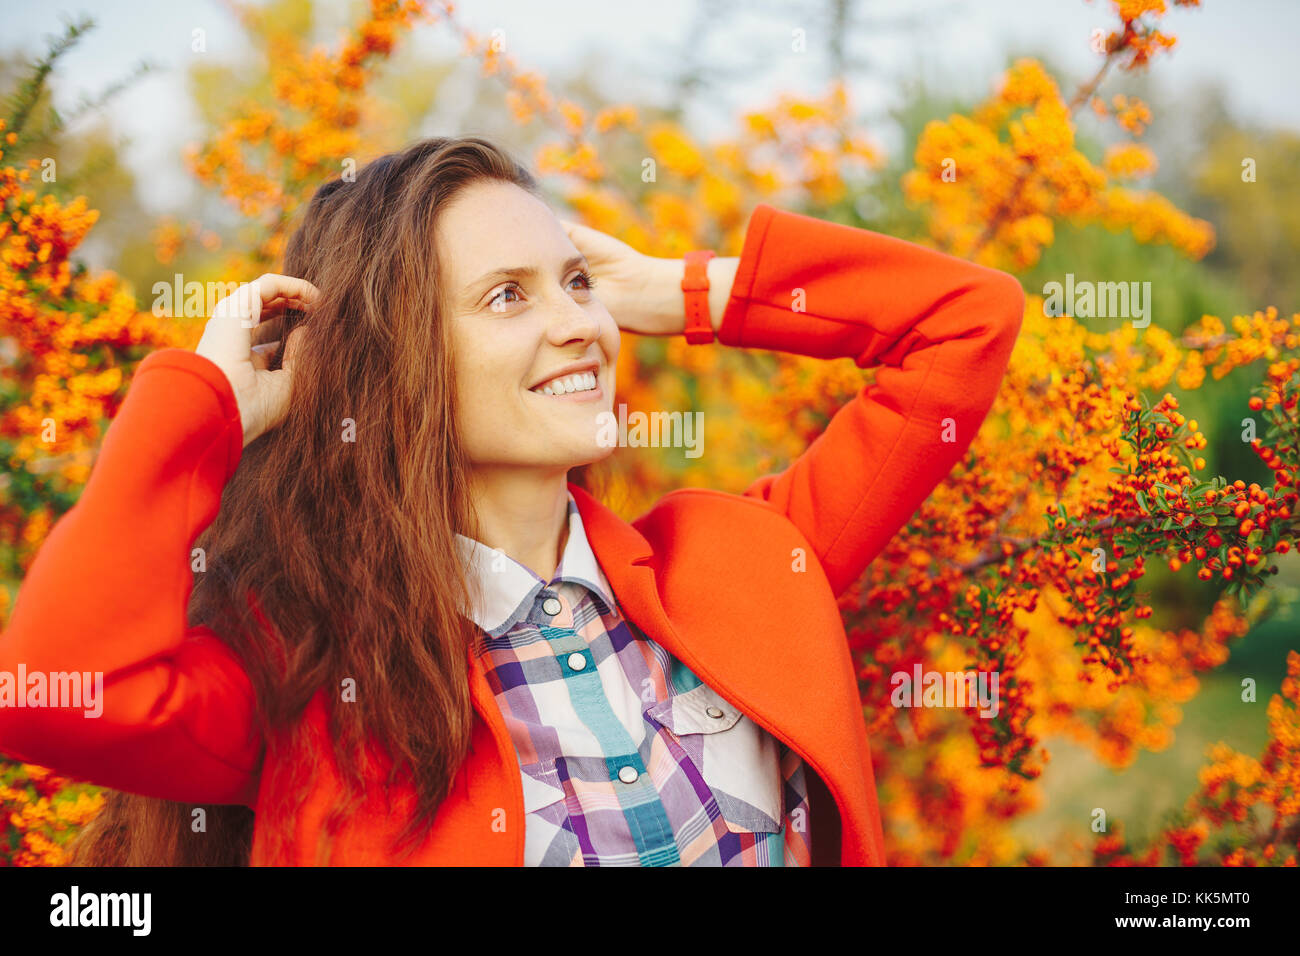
[454,491,617,637]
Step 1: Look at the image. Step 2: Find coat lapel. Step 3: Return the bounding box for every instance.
[566,482,667,644]
[567,481,883,866]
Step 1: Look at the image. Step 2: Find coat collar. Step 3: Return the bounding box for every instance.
[562,481,683,663]
[453,490,617,640]
[565,481,654,568]
[465,480,665,681]
[461,480,883,865]
[462,479,666,779]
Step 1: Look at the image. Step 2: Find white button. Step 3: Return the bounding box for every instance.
[706,706,724,718]
[618,766,639,784]
[567,652,587,671]
[542,597,562,615]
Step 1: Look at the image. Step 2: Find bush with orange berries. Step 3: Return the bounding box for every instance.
[2,0,1296,866]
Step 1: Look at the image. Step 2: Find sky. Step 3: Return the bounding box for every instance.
[1,0,1297,212]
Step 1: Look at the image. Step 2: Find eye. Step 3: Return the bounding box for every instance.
[487,282,523,312]
[569,269,597,293]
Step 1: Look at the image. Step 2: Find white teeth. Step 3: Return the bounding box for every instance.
[534,371,597,395]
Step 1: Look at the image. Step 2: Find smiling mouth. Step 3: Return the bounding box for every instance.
[530,371,600,397]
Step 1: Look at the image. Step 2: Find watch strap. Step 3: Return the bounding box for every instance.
[682,250,716,344]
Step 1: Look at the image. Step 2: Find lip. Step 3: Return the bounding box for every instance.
[529,378,605,403]
[528,359,601,391]
[527,359,602,392]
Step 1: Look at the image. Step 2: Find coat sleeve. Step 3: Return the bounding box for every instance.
[0,348,262,806]
[716,204,1025,598]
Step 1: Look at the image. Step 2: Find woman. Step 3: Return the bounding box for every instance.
[0,135,1023,866]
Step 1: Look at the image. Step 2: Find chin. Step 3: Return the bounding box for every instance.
[559,442,617,469]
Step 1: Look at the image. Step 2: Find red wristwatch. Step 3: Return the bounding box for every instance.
[681,250,716,344]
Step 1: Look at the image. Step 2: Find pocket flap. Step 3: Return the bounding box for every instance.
[646,683,744,735]
[520,761,567,814]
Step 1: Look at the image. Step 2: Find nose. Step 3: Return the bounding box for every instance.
[544,285,601,349]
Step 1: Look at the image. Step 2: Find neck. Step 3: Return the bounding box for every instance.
[467,466,572,582]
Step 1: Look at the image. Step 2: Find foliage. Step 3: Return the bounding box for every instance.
[2,0,1295,866]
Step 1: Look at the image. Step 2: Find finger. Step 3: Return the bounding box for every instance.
[205,283,259,364]
[210,281,262,329]
[207,276,318,368]
[233,275,321,329]
[201,277,314,375]
[253,273,321,308]
[261,289,320,315]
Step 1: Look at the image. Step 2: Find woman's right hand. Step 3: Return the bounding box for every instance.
[195,274,319,448]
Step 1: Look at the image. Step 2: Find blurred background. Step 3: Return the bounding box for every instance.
[1,0,1297,865]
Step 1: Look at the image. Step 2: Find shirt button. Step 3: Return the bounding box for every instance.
[567,652,587,671]
[706,706,724,718]
[542,596,562,615]
[618,766,639,784]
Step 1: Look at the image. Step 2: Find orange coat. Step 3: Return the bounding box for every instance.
[0,203,1024,865]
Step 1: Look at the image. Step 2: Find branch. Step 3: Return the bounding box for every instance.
[953,514,1140,575]
[969,48,1120,257]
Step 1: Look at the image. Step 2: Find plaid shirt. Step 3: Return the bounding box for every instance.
[455,492,812,866]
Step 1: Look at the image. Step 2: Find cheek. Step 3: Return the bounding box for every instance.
[451,336,498,431]
[599,317,621,362]
[459,367,522,427]
[453,336,532,428]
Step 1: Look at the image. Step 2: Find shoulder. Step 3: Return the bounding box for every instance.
[637,486,791,525]
[633,487,826,580]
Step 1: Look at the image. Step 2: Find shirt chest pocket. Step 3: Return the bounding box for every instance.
[520,761,568,815]
[645,682,785,834]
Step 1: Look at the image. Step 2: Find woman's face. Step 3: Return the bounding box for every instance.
[440,179,620,473]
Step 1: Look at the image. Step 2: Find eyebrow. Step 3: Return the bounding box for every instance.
[461,254,588,307]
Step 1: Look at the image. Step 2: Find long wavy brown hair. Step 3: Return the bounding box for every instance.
[69,135,604,865]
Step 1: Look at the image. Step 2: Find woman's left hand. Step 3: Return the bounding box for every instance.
[560,219,684,337]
